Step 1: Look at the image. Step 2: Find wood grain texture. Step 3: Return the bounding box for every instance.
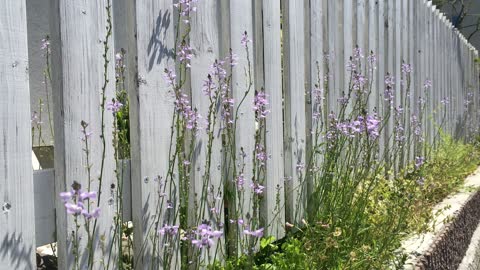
[129,0,178,268]
[50,0,118,268]
[367,0,379,111]
[330,0,345,115]
[189,0,225,261]
[282,0,307,224]
[260,0,285,238]
[0,1,36,268]
[225,0,256,254]
[385,0,395,169]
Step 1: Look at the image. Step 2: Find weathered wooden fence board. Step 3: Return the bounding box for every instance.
[258,0,286,239]
[50,1,118,268]
[129,0,179,268]
[0,1,36,268]
[189,0,225,262]
[282,0,308,225]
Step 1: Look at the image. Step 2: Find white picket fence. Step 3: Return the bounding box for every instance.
[1,0,479,269]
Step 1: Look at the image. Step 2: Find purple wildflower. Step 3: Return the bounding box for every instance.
[367,52,377,69]
[210,59,227,79]
[236,174,245,189]
[250,182,265,194]
[243,227,264,238]
[384,74,395,87]
[191,223,223,249]
[60,192,73,203]
[79,191,97,201]
[65,202,83,215]
[352,72,367,90]
[415,156,425,169]
[423,79,432,89]
[255,144,267,166]
[254,90,270,118]
[365,114,380,139]
[163,68,177,87]
[241,31,252,48]
[40,37,50,52]
[158,224,179,236]
[312,86,325,104]
[177,43,193,68]
[82,208,101,220]
[226,51,239,67]
[202,75,216,97]
[401,63,412,74]
[441,97,450,105]
[346,59,357,72]
[174,0,198,19]
[338,96,349,105]
[395,124,405,142]
[353,46,364,61]
[106,100,123,113]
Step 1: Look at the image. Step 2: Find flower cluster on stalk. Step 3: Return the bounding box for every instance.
[60,182,101,220]
[190,223,223,249]
[335,114,380,139]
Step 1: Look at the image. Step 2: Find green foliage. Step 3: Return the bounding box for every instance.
[240,135,480,270]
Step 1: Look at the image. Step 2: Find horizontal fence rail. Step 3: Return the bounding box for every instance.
[1,0,480,269]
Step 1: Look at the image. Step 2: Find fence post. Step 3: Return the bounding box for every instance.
[49,1,117,268]
[0,1,36,269]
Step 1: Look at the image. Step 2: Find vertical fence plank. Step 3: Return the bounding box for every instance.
[367,0,378,111]
[425,1,434,146]
[260,0,285,239]
[415,0,424,152]
[394,0,403,170]
[224,0,256,256]
[0,1,36,268]
[377,0,388,157]
[50,1,117,268]
[282,0,307,224]
[435,9,442,142]
[129,0,178,269]
[309,0,328,209]
[344,0,355,89]
[327,1,342,115]
[384,0,395,168]
[188,0,225,262]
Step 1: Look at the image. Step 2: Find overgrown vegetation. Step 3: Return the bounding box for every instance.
[220,135,480,270]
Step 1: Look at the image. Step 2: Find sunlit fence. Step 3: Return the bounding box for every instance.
[1,0,479,269]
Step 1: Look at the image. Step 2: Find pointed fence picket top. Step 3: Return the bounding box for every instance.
[0,1,36,269]
[49,1,118,269]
